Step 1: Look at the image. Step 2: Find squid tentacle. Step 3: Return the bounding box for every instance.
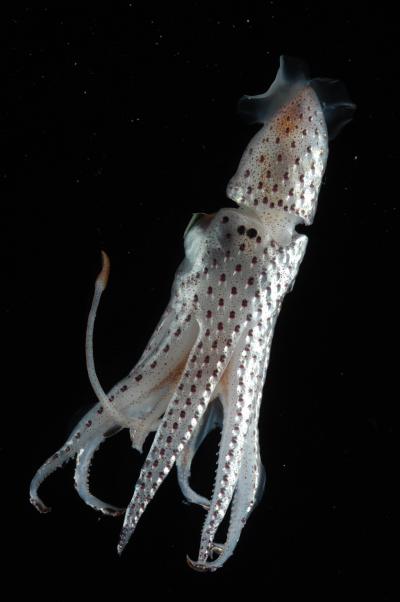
[30,254,199,515]
[187,327,265,569]
[86,252,130,428]
[176,398,223,509]
[187,324,276,571]
[87,252,189,428]
[74,432,125,517]
[188,328,273,570]
[117,320,243,554]
[30,401,118,513]
[189,403,265,570]
[85,251,183,429]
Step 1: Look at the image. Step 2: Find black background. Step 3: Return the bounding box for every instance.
[1,4,395,600]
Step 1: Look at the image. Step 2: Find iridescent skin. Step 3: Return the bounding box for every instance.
[30,57,354,571]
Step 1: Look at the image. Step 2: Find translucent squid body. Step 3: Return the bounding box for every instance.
[30,56,354,571]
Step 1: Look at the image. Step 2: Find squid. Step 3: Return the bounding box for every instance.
[30,56,354,571]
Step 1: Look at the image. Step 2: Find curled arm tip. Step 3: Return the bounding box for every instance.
[30,496,51,514]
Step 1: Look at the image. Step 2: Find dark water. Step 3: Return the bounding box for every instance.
[2,5,395,600]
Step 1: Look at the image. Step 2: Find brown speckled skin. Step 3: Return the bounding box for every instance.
[227,87,328,225]
[30,58,351,572]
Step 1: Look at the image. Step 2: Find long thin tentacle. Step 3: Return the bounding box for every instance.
[86,251,129,427]
[30,251,126,513]
[117,320,243,554]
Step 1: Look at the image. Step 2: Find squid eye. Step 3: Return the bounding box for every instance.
[237,225,246,235]
[246,228,257,238]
